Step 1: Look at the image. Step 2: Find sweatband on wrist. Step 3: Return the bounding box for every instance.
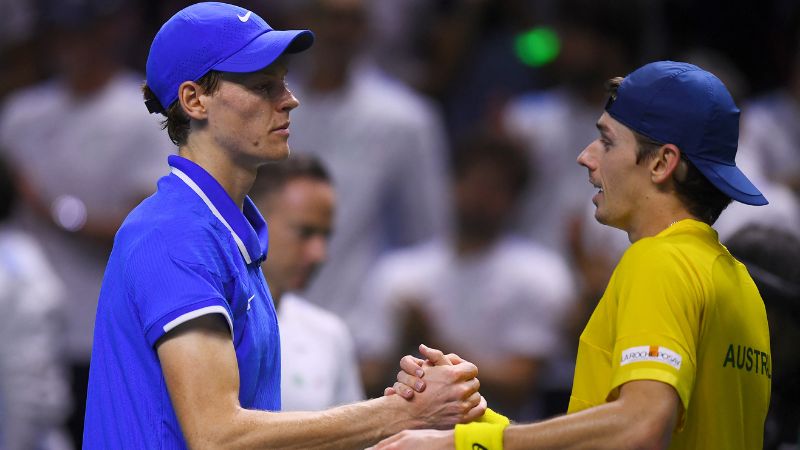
[455,421,507,450]
[476,408,510,425]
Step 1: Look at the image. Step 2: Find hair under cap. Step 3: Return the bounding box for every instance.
[606,60,767,206]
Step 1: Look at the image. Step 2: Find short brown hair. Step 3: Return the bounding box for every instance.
[605,77,732,224]
[250,155,332,201]
[142,71,223,146]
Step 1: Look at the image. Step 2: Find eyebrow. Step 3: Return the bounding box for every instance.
[596,122,615,139]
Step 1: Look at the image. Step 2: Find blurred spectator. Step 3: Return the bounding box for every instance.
[368,0,543,139]
[250,155,364,411]
[0,155,71,450]
[679,48,800,241]
[0,0,40,100]
[0,0,173,445]
[358,132,575,420]
[282,0,450,339]
[725,225,800,450]
[502,5,641,407]
[737,42,800,196]
[503,0,643,258]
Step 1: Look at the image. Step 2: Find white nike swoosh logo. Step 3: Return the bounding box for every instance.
[247,294,255,310]
[237,11,252,22]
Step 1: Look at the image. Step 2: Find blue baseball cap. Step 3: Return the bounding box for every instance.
[606,61,767,206]
[145,2,314,113]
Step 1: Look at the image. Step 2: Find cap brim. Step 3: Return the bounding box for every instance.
[690,157,769,206]
[213,29,314,73]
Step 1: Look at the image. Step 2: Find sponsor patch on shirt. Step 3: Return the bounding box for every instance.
[621,345,682,370]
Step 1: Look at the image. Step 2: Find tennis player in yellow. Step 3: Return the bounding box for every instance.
[570,218,771,449]
[373,61,771,450]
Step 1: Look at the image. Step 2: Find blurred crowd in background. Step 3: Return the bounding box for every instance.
[1,0,799,449]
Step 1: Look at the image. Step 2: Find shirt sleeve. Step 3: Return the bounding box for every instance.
[125,229,234,347]
[607,241,703,414]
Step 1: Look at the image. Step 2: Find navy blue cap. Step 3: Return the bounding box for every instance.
[606,61,768,206]
[145,2,314,113]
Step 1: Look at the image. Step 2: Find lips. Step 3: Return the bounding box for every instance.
[272,122,290,132]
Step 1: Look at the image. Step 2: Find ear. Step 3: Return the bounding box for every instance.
[177,81,209,121]
[650,144,682,185]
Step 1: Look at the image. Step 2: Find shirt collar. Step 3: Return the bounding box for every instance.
[168,155,268,265]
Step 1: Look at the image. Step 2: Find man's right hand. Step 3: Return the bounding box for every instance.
[386,344,486,429]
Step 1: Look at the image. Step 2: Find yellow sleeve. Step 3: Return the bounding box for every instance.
[607,240,701,417]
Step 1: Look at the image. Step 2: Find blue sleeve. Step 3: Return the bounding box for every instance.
[125,229,234,347]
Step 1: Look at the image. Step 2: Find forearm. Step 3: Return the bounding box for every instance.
[197,395,422,450]
[504,399,672,450]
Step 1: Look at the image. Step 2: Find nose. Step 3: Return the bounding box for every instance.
[577,140,598,170]
[305,234,328,264]
[281,89,300,112]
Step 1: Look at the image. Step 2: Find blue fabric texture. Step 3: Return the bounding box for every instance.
[83,155,280,449]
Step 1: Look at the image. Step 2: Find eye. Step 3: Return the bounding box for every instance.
[294,226,315,240]
[255,78,289,100]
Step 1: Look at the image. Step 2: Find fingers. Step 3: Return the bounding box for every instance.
[392,381,415,399]
[462,376,480,398]
[384,386,395,396]
[449,359,479,381]
[419,344,452,366]
[399,355,426,378]
[398,365,426,391]
[463,395,489,423]
[445,353,463,364]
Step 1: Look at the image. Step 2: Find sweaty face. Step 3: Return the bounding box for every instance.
[577,112,650,233]
[204,58,299,164]
[257,178,335,300]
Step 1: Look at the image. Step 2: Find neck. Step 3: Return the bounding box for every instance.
[625,199,695,243]
[177,143,256,209]
[455,231,496,257]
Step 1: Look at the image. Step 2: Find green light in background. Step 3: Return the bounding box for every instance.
[514,27,560,67]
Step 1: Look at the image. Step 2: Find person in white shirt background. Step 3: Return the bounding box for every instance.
[0,1,173,446]
[250,154,365,411]
[0,154,71,450]
[358,131,575,419]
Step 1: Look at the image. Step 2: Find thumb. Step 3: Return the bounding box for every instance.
[420,344,452,366]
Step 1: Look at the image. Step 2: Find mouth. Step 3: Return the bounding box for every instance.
[272,122,290,133]
[589,179,604,194]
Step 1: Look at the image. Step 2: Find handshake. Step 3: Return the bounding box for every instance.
[371,344,510,450]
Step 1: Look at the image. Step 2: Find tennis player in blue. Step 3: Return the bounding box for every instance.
[83,3,486,448]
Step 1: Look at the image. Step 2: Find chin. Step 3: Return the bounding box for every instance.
[264,145,290,161]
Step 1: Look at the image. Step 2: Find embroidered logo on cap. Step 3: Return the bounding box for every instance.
[621,345,682,370]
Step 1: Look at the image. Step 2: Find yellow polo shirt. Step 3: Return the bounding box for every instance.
[568,219,771,449]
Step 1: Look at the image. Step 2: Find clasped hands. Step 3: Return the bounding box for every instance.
[372,344,487,449]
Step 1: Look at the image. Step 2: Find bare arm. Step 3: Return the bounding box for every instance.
[157,315,486,449]
[376,379,679,450]
[503,380,679,450]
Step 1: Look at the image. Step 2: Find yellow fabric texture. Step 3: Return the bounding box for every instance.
[454,409,510,450]
[476,408,510,425]
[455,422,507,450]
[568,219,771,450]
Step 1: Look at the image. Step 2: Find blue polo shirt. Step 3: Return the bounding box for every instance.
[84,155,280,449]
